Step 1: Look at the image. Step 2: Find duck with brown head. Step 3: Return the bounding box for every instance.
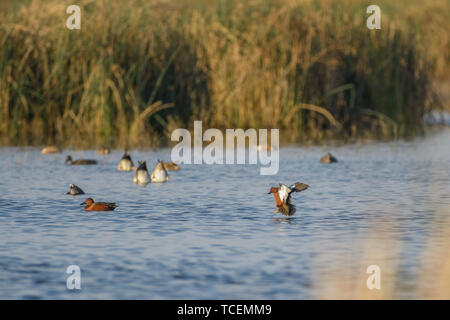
[41,146,60,154]
[268,182,309,216]
[80,198,118,211]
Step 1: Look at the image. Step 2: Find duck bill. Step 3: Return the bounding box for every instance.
[80,201,86,205]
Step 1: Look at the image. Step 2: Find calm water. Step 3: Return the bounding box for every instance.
[0,129,449,299]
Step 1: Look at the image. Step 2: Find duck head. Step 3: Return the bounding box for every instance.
[80,198,94,206]
[68,184,85,195]
[65,155,73,165]
[268,187,278,194]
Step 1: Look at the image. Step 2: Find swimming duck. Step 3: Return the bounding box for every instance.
[118,151,136,171]
[320,153,338,163]
[163,161,180,171]
[97,147,110,155]
[151,160,170,183]
[268,182,309,216]
[133,161,150,185]
[67,184,85,195]
[41,146,60,154]
[65,155,98,165]
[80,198,118,211]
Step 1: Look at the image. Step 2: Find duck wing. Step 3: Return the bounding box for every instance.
[289,182,309,194]
[278,184,291,203]
[97,202,118,210]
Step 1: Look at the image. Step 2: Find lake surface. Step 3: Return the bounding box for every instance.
[0,129,449,299]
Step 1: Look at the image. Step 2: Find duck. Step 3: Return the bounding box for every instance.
[67,184,85,195]
[97,147,110,155]
[65,155,98,165]
[320,152,338,163]
[80,198,118,211]
[41,146,60,154]
[151,160,170,183]
[268,182,309,216]
[118,151,136,171]
[163,161,180,171]
[133,161,150,185]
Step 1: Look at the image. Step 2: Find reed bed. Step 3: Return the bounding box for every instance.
[0,0,447,148]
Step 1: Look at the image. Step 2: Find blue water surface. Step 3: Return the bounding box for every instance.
[0,129,449,299]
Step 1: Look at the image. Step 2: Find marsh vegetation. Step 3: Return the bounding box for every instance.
[0,0,448,148]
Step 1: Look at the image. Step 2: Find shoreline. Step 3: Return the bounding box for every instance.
[1,123,449,151]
